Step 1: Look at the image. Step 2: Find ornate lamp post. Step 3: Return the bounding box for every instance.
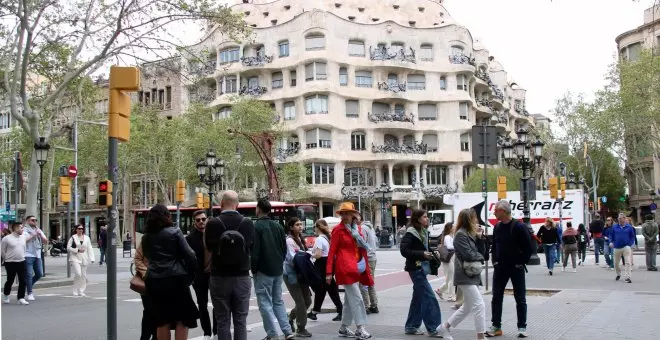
[374,182,393,247]
[501,128,544,265]
[34,137,50,275]
[196,150,225,217]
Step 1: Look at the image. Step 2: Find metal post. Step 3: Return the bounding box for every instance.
[482,125,489,291]
[107,137,119,340]
[522,167,540,265]
[66,200,71,278]
[73,120,79,228]
[176,202,181,228]
[38,164,46,276]
[207,191,214,218]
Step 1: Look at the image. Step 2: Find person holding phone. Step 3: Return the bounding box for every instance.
[67,224,95,296]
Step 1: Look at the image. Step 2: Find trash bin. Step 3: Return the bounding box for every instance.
[379,233,392,248]
[122,240,132,258]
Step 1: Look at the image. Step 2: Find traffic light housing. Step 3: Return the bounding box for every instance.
[560,177,567,199]
[98,180,113,207]
[497,176,507,200]
[108,66,140,142]
[203,195,210,209]
[59,176,71,204]
[196,193,204,208]
[176,180,186,203]
[549,177,558,199]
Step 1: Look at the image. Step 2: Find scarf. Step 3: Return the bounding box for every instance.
[345,223,370,251]
[407,226,428,250]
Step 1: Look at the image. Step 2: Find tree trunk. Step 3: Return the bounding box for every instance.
[25,154,40,218]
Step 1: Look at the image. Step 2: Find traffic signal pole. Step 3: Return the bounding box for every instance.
[107,136,119,340]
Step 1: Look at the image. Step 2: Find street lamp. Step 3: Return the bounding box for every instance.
[374,182,393,247]
[34,137,50,275]
[502,128,544,265]
[196,150,225,217]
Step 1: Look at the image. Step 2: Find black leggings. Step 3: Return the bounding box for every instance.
[312,257,343,313]
[578,242,587,262]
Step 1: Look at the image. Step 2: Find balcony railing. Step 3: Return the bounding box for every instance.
[276,145,299,161]
[476,98,493,111]
[371,142,427,154]
[492,88,504,102]
[240,54,274,67]
[369,46,416,63]
[368,111,415,124]
[448,54,476,66]
[239,85,268,96]
[341,185,376,200]
[377,81,407,93]
[422,183,459,198]
[190,92,216,104]
[475,70,491,83]
[186,61,216,77]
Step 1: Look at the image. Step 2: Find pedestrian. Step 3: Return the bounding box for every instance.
[22,215,47,301]
[98,226,107,265]
[589,214,605,265]
[577,223,589,265]
[251,199,295,340]
[603,217,615,270]
[133,239,157,340]
[205,191,255,340]
[561,222,579,272]
[185,210,217,340]
[555,221,563,265]
[611,213,636,283]
[283,217,313,337]
[486,200,532,338]
[400,208,442,337]
[327,202,373,339]
[67,223,95,296]
[143,204,199,340]
[641,214,658,271]
[436,209,487,340]
[437,222,456,301]
[2,222,29,305]
[308,219,343,322]
[536,217,558,275]
[359,217,379,315]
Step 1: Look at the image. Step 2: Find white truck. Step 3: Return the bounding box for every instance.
[428,189,586,246]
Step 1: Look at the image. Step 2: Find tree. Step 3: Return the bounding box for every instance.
[1,0,248,216]
[463,167,522,193]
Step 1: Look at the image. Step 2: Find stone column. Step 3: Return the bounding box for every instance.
[388,163,394,187]
[403,167,409,186]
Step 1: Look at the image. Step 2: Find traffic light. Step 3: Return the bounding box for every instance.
[175,180,186,203]
[98,180,113,207]
[59,176,71,204]
[497,176,507,200]
[560,176,566,199]
[548,177,558,199]
[108,66,140,142]
[203,195,210,209]
[196,193,204,208]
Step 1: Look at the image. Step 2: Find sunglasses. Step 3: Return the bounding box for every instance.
[76,228,84,231]
[195,218,207,222]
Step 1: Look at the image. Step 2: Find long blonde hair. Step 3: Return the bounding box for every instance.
[456,208,477,235]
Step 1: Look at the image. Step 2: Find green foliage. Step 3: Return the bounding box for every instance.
[463,168,522,193]
[278,163,311,202]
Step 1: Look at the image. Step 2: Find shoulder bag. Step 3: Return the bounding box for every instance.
[129,275,146,294]
[458,231,483,277]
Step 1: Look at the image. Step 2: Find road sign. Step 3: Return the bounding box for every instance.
[601,196,607,203]
[68,165,78,178]
[0,209,16,222]
[650,203,657,211]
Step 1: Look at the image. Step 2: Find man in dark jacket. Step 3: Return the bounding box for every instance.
[185,210,216,339]
[98,226,107,265]
[487,200,532,338]
[589,214,605,265]
[205,190,255,340]
[251,199,294,339]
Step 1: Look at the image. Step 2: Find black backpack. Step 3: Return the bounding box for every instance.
[216,218,249,269]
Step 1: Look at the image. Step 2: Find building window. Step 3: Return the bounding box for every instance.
[215,107,232,120]
[158,89,164,107]
[422,134,438,152]
[420,44,433,61]
[0,112,11,129]
[394,103,405,114]
[440,76,447,90]
[305,94,329,114]
[219,47,240,64]
[345,99,359,118]
[271,72,283,89]
[462,166,473,181]
[372,101,390,114]
[290,70,297,87]
[348,40,365,57]
[224,75,237,93]
[165,86,172,109]
[278,40,289,57]
[305,62,327,81]
[426,166,447,185]
[351,131,366,150]
[390,42,404,55]
[451,45,464,56]
[305,128,332,149]
[459,102,469,120]
[339,67,348,86]
[457,74,468,91]
[305,33,326,51]
[344,167,374,186]
[407,74,426,90]
[460,133,470,151]
[418,104,437,121]
[621,42,642,61]
[306,163,335,185]
[283,101,296,120]
[355,70,372,87]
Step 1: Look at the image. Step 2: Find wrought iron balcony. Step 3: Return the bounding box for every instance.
[276,145,299,161]
[369,46,416,63]
[186,61,216,77]
[491,88,504,102]
[377,81,407,93]
[476,98,493,111]
[448,54,476,66]
[239,85,268,96]
[522,109,530,116]
[514,103,522,112]
[475,70,491,83]
[371,142,427,154]
[368,111,415,124]
[240,54,273,67]
[422,183,459,198]
[341,185,376,200]
[190,91,216,104]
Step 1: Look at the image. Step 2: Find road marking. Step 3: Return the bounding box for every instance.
[36,293,62,297]
[124,298,142,302]
[93,297,107,300]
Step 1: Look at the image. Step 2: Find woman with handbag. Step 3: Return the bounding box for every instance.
[67,224,95,296]
[437,222,456,301]
[133,239,157,340]
[283,217,313,337]
[308,219,343,322]
[400,208,442,337]
[436,209,487,340]
[142,204,198,340]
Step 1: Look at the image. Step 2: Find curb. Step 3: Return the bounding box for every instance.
[3,277,73,290]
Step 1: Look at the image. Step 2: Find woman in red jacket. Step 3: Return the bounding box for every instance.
[326,202,373,339]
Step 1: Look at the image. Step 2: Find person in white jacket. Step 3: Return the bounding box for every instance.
[67,224,95,296]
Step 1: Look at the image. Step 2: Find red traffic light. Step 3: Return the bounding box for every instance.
[99,180,112,193]
[99,183,107,191]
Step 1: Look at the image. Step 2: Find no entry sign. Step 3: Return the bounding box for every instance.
[68,165,78,178]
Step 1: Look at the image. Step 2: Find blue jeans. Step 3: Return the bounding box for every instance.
[24,256,43,294]
[99,247,106,264]
[604,241,614,268]
[543,244,556,270]
[253,272,292,337]
[555,243,562,263]
[593,238,604,264]
[405,269,441,334]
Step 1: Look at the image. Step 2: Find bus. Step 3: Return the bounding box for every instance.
[132,202,319,247]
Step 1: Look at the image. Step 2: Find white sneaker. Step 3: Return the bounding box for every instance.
[572,268,577,273]
[18,298,29,305]
[436,324,453,340]
[26,293,35,301]
[79,292,87,297]
[561,267,566,272]
[72,291,80,296]
[2,295,10,303]
[203,336,211,340]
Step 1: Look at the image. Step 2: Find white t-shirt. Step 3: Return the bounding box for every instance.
[313,234,330,257]
[1,233,26,262]
[443,235,454,250]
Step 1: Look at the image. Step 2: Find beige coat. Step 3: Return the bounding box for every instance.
[67,234,95,265]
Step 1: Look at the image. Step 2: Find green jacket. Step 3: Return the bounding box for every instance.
[642,220,659,243]
[251,217,287,276]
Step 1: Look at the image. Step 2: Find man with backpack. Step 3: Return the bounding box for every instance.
[204,190,255,340]
[486,200,532,338]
